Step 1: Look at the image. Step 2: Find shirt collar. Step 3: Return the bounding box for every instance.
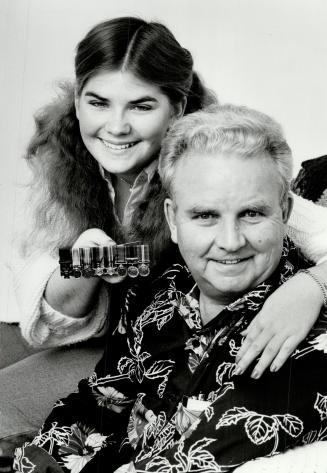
[98,158,158,186]
[97,159,159,227]
[169,238,297,327]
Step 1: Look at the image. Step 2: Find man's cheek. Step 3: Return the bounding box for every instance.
[250,223,282,249]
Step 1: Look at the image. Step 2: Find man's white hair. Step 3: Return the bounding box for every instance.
[158,104,293,203]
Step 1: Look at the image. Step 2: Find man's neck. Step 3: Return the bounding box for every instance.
[199,293,227,326]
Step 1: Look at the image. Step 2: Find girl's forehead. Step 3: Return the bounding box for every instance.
[82,69,164,98]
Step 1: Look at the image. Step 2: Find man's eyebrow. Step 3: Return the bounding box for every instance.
[248,199,271,207]
[187,205,219,214]
[241,200,273,211]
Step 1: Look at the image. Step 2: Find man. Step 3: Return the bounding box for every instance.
[14,105,327,472]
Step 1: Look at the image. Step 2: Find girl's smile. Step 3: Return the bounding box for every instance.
[75,69,178,182]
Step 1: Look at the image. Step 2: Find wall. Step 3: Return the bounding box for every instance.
[0,0,326,318]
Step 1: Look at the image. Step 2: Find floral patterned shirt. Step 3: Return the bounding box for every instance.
[14,239,327,473]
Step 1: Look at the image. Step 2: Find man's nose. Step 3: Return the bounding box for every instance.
[104,110,131,135]
[214,220,246,252]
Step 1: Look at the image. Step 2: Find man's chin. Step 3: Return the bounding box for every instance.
[205,277,252,303]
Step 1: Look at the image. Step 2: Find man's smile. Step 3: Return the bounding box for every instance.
[212,256,252,265]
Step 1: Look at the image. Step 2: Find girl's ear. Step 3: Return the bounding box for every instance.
[164,198,178,243]
[171,97,187,121]
[168,98,186,132]
[176,97,187,118]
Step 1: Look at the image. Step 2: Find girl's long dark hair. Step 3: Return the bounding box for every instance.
[22,83,124,255]
[22,17,217,258]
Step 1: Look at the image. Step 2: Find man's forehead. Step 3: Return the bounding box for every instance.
[170,152,284,213]
[174,151,280,186]
[174,149,279,177]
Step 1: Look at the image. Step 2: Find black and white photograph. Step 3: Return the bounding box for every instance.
[0,0,327,471]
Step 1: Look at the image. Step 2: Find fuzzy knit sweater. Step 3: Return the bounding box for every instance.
[5,193,327,348]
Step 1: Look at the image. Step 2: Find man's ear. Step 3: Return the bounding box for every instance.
[74,89,80,121]
[282,193,294,223]
[164,197,178,244]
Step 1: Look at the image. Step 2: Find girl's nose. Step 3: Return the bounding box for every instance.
[104,110,131,135]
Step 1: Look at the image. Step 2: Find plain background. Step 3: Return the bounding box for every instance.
[0,0,326,319]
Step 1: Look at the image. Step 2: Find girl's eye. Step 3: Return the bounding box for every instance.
[89,101,107,108]
[131,104,153,112]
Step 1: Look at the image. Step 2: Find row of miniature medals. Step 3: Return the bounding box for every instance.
[59,243,150,279]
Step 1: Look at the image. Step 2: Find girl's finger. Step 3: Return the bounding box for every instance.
[268,335,302,373]
[235,331,273,374]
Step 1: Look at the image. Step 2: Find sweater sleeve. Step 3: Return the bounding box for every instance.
[232,441,327,472]
[287,193,327,264]
[13,317,136,473]
[8,250,109,347]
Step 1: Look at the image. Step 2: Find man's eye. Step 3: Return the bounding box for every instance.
[194,213,215,220]
[243,210,262,218]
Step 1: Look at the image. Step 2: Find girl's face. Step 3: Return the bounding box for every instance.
[75,70,180,182]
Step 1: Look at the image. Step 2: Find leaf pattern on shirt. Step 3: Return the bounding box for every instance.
[133,288,176,346]
[309,333,327,353]
[31,422,72,455]
[185,333,213,373]
[175,403,200,436]
[135,412,176,464]
[207,362,236,402]
[226,285,271,313]
[127,393,156,449]
[228,339,240,357]
[59,424,108,473]
[314,392,327,420]
[143,437,223,473]
[216,407,303,454]
[293,332,327,360]
[88,347,175,398]
[89,282,178,396]
[13,447,36,473]
[53,400,65,409]
[302,424,327,443]
[279,260,295,283]
[93,385,133,412]
[172,289,202,331]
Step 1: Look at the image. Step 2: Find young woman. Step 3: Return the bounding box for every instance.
[2,16,327,454]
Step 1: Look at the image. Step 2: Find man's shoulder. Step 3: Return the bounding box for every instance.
[132,262,192,298]
[123,262,194,320]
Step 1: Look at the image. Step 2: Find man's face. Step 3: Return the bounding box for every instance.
[164,151,292,306]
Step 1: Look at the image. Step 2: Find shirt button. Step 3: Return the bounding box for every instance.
[168,392,179,403]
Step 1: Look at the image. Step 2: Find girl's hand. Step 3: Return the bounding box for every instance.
[235,270,324,378]
[73,228,126,284]
[233,441,327,473]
